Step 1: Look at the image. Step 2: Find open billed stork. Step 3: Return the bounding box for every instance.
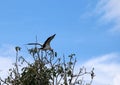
[40,34,56,51]
[27,34,56,52]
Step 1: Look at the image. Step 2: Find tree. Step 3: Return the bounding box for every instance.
[0,36,95,85]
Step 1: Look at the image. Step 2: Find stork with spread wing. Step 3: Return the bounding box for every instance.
[27,34,56,51]
[41,34,56,51]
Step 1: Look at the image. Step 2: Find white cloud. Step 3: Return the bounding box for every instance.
[95,0,120,33]
[83,53,120,85]
[0,44,15,79]
[113,74,120,85]
[0,44,32,81]
[0,57,13,79]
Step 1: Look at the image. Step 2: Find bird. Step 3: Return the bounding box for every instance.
[27,34,56,52]
[40,34,56,51]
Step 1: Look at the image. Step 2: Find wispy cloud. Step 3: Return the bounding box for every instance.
[83,52,120,85]
[0,44,15,79]
[0,44,29,79]
[95,0,120,33]
[0,56,13,79]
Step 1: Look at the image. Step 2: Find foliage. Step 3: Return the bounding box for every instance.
[0,45,95,85]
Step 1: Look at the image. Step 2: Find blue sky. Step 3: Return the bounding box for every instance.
[0,0,120,85]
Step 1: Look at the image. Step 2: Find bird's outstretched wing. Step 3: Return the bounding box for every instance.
[43,34,56,47]
[26,43,42,46]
